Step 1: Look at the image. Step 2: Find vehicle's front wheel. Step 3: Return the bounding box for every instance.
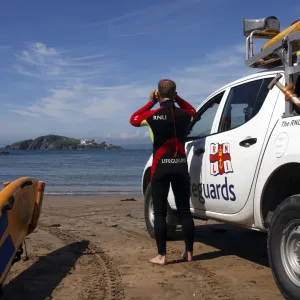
[144,182,178,240]
[268,195,300,300]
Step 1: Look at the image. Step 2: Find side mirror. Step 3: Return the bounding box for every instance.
[243,16,280,37]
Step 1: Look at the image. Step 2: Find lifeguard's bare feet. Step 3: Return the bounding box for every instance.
[182,251,193,262]
[149,255,167,265]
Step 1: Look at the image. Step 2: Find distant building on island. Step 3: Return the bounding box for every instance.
[79,139,115,149]
[80,139,96,146]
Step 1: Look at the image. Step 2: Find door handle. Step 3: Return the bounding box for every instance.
[239,137,257,147]
[194,148,205,156]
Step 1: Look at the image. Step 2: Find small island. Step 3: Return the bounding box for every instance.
[2,134,122,151]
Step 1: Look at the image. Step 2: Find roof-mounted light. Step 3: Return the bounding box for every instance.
[243,16,280,38]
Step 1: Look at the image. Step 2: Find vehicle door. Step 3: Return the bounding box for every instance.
[184,90,228,211]
[201,75,280,214]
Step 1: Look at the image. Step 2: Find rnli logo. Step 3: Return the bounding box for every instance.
[153,115,167,120]
[210,143,233,176]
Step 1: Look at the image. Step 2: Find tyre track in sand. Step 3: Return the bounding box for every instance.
[40,224,125,300]
[44,210,236,300]
[107,225,235,300]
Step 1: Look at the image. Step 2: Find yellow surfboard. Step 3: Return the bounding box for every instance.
[0,177,45,288]
[262,20,300,51]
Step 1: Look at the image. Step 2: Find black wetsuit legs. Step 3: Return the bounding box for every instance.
[151,173,194,256]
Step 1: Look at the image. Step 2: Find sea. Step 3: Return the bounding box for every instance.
[0,149,152,196]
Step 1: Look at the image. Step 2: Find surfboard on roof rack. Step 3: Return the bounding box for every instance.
[244,16,300,116]
[244,16,300,72]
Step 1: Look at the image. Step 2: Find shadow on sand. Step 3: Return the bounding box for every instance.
[2,240,89,300]
[169,223,269,267]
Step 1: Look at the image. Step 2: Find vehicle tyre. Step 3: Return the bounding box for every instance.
[144,182,178,240]
[268,195,300,300]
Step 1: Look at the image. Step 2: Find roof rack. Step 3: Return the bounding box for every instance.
[245,31,300,72]
[244,17,300,116]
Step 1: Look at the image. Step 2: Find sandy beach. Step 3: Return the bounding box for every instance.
[2,195,284,300]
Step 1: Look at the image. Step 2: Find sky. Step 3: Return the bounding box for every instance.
[0,0,299,146]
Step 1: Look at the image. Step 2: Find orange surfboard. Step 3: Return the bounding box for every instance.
[0,177,45,288]
[262,20,300,51]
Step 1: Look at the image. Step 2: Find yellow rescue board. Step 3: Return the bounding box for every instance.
[262,20,300,51]
[0,177,45,287]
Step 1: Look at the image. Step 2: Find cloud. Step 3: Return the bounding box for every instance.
[11,42,152,131]
[72,54,105,61]
[105,129,151,143]
[7,40,255,143]
[13,42,114,82]
[84,0,206,37]
[119,130,141,140]
[85,0,203,28]
[166,44,255,108]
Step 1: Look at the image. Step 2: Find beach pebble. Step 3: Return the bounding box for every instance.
[49,223,61,227]
[120,198,137,201]
[173,273,186,278]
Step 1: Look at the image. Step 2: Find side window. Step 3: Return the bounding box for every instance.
[218,77,273,132]
[294,73,300,97]
[187,91,224,138]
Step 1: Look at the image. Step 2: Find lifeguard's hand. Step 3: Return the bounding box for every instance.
[149,90,159,104]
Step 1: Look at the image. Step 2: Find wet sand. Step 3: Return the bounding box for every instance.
[2,195,284,300]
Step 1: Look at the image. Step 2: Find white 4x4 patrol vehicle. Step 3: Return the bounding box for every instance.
[141,16,300,300]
